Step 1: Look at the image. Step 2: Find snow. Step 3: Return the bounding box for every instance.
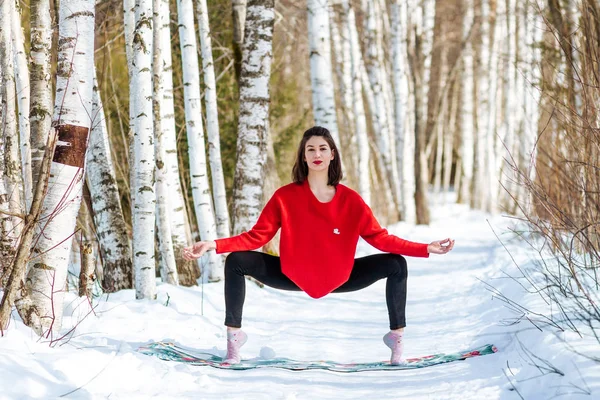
[1,200,599,399]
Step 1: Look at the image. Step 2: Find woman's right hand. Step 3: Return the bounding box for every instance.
[182,240,217,260]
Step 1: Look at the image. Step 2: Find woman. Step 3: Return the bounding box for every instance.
[183,126,455,365]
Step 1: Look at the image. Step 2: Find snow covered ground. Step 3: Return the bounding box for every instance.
[1,201,599,399]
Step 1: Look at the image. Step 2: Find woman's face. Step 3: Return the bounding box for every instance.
[304,136,334,174]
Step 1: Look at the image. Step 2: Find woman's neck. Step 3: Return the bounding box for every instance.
[307,172,330,190]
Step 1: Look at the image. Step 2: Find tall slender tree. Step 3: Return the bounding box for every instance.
[29,0,53,197]
[196,0,231,239]
[12,2,31,213]
[307,0,341,147]
[153,0,178,285]
[232,0,275,237]
[25,0,95,334]
[177,0,222,281]
[159,0,195,286]
[131,0,157,300]
[1,0,23,236]
[86,73,133,292]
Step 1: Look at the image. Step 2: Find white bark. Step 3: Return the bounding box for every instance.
[25,0,95,334]
[1,0,23,234]
[29,0,53,195]
[485,0,500,213]
[337,3,358,168]
[132,0,157,300]
[307,0,341,146]
[460,0,475,204]
[0,4,14,250]
[196,0,231,239]
[177,0,222,281]
[154,0,178,285]
[473,0,490,210]
[232,0,274,235]
[344,0,370,204]
[498,0,517,207]
[12,2,31,213]
[364,0,401,213]
[159,0,193,278]
[391,0,415,223]
[124,0,136,219]
[514,0,528,207]
[86,73,133,292]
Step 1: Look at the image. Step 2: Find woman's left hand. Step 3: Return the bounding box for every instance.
[427,238,455,255]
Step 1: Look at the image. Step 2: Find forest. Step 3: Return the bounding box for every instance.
[0,0,599,386]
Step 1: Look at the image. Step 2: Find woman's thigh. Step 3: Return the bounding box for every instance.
[226,251,302,292]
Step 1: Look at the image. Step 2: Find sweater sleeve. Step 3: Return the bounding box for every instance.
[215,193,281,254]
[359,200,429,258]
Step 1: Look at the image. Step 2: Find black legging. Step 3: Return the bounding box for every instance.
[224,251,408,330]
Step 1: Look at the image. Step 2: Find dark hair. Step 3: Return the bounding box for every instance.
[292,126,343,185]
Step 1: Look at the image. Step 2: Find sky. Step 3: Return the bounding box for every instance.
[1,198,599,399]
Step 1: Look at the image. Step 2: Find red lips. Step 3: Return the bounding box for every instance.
[313,161,323,165]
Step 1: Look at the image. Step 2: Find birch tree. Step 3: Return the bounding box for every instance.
[344,0,370,204]
[86,73,133,292]
[0,0,15,274]
[29,0,53,197]
[334,2,358,169]
[177,0,222,281]
[459,0,475,205]
[392,0,416,223]
[364,0,401,213]
[12,2,31,212]
[1,0,23,235]
[24,0,95,334]
[159,0,195,286]
[196,0,231,239]
[154,0,178,285]
[131,0,157,299]
[484,0,500,213]
[232,0,274,235]
[307,0,341,147]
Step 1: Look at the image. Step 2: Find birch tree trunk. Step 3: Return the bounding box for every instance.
[86,73,133,292]
[29,0,53,199]
[345,0,370,204]
[159,0,195,286]
[364,0,401,214]
[153,0,178,285]
[1,0,23,235]
[498,0,517,209]
[24,0,95,335]
[131,0,157,299]
[177,0,222,282]
[232,0,274,236]
[307,0,341,146]
[336,2,358,170]
[472,0,489,210]
[0,1,16,279]
[12,2,31,213]
[484,0,500,213]
[408,0,432,224]
[391,0,415,223]
[196,0,231,239]
[459,0,475,205]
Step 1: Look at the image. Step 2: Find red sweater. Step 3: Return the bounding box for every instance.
[215,180,429,298]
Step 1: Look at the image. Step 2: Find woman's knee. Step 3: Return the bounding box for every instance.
[224,251,252,274]
[388,254,407,278]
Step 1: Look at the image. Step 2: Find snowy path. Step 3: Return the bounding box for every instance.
[1,203,599,399]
